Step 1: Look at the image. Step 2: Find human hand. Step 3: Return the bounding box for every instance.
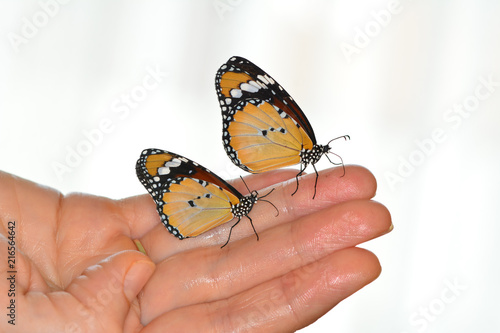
[0,166,391,332]
[0,170,155,332]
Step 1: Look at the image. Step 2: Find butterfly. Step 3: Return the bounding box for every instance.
[215,56,349,199]
[136,148,275,248]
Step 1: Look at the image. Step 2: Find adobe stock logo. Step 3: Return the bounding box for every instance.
[340,0,403,63]
[385,74,498,190]
[401,278,467,333]
[51,65,167,182]
[213,0,243,21]
[7,0,72,53]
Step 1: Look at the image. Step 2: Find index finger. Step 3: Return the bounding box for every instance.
[121,165,376,260]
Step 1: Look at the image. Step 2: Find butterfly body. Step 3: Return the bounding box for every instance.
[300,144,329,168]
[215,56,348,198]
[231,192,258,219]
[136,149,260,244]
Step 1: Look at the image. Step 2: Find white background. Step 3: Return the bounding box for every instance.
[1,1,500,332]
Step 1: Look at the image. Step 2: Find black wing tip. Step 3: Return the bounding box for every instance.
[228,55,246,61]
[139,148,168,155]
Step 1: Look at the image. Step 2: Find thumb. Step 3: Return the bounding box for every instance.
[65,250,155,331]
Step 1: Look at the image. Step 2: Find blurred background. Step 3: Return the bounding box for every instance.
[1,1,499,332]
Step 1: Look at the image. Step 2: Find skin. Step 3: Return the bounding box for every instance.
[0,165,392,332]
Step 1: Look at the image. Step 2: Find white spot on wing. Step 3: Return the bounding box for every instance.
[240,82,259,93]
[248,80,263,89]
[231,89,243,98]
[158,158,182,175]
[265,74,275,84]
[167,158,182,167]
[158,167,170,175]
[257,74,269,84]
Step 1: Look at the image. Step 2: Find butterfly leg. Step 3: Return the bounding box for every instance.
[221,216,259,248]
[312,163,319,200]
[247,215,259,242]
[291,164,307,196]
[221,217,241,248]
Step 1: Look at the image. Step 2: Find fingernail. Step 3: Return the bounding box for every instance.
[134,239,147,255]
[379,222,394,237]
[124,260,155,301]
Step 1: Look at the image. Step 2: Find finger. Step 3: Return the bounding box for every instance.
[66,250,155,317]
[205,165,377,247]
[141,247,380,332]
[227,169,300,193]
[232,165,376,205]
[12,250,155,332]
[135,165,376,261]
[140,200,391,323]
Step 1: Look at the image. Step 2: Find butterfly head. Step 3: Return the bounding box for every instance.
[250,189,259,200]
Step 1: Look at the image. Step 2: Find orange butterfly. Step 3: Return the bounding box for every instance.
[215,56,349,199]
[136,149,275,247]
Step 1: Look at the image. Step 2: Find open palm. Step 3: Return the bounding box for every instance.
[0,166,391,332]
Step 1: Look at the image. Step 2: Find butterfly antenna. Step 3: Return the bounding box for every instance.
[255,187,279,217]
[258,187,275,199]
[325,153,346,177]
[240,175,252,194]
[327,134,350,146]
[326,135,349,177]
[260,199,279,217]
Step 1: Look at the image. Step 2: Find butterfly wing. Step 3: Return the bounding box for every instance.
[215,56,316,173]
[226,99,315,173]
[136,149,243,238]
